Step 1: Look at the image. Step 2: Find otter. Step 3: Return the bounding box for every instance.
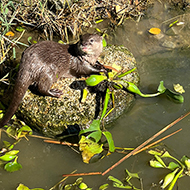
[0,34,105,128]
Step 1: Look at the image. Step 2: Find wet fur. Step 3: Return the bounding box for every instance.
[0,34,103,127]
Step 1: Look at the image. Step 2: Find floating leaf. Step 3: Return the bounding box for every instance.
[5,31,14,37]
[165,89,184,103]
[79,136,103,163]
[99,184,109,190]
[0,154,16,162]
[173,84,185,94]
[155,155,167,168]
[126,169,140,179]
[148,149,164,156]
[4,160,22,172]
[150,160,165,168]
[17,184,30,190]
[167,162,180,170]
[108,176,132,189]
[161,168,178,189]
[85,75,107,86]
[108,176,123,185]
[6,150,19,156]
[181,155,190,170]
[79,182,88,189]
[149,28,161,35]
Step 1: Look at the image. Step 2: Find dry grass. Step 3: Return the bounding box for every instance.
[16,0,150,41]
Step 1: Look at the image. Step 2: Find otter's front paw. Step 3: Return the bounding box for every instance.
[49,89,63,98]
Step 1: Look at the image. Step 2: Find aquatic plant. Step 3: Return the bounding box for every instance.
[78,64,184,163]
[148,149,190,190]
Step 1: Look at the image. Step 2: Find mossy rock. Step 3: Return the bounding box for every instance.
[15,45,139,137]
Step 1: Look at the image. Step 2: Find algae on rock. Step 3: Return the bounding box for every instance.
[14,45,139,137]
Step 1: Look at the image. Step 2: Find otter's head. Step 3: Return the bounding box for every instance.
[79,34,103,57]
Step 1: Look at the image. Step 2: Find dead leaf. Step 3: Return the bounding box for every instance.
[148,28,161,35]
[5,31,14,37]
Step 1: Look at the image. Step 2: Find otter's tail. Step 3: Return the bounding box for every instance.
[0,75,31,128]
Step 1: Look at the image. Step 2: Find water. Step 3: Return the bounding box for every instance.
[1,1,190,190]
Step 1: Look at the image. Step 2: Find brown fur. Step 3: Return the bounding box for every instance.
[0,34,104,127]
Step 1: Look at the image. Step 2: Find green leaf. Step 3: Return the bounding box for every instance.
[28,36,32,44]
[147,149,164,156]
[181,155,190,170]
[149,160,165,168]
[125,169,140,179]
[108,176,132,189]
[169,20,179,28]
[81,88,88,103]
[85,75,107,86]
[165,89,184,103]
[6,150,19,156]
[79,119,101,135]
[16,26,25,32]
[102,38,107,47]
[167,162,180,170]
[0,154,16,162]
[4,161,22,172]
[102,131,115,152]
[157,81,166,93]
[79,182,88,189]
[99,184,109,190]
[161,168,179,189]
[117,67,136,78]
[17,184,30,190]
[3,141,11,149]
[5,7,9,14]
[155,155,167,168]
[79,136,103,163]
[18,125,33,135]
[108,176,123,185]
[95,19,103,24]
[100,88,110,120]
[87,130,102,143]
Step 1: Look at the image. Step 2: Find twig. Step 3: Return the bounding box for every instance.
[44,139,78,147]
[102,111,190,176]
[62,172,102,177]
[133,128,182,155]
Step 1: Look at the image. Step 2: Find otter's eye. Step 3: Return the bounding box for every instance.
[90,38,94,43]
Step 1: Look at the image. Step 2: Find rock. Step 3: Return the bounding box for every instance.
[14,45,139,137]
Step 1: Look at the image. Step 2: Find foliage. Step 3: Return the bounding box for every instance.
[108,169,142,189]
[0,124,32,172]
[148,149,190,189]
[79,63,184,163]
[64,177,92,190]
[16,183,44,190]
